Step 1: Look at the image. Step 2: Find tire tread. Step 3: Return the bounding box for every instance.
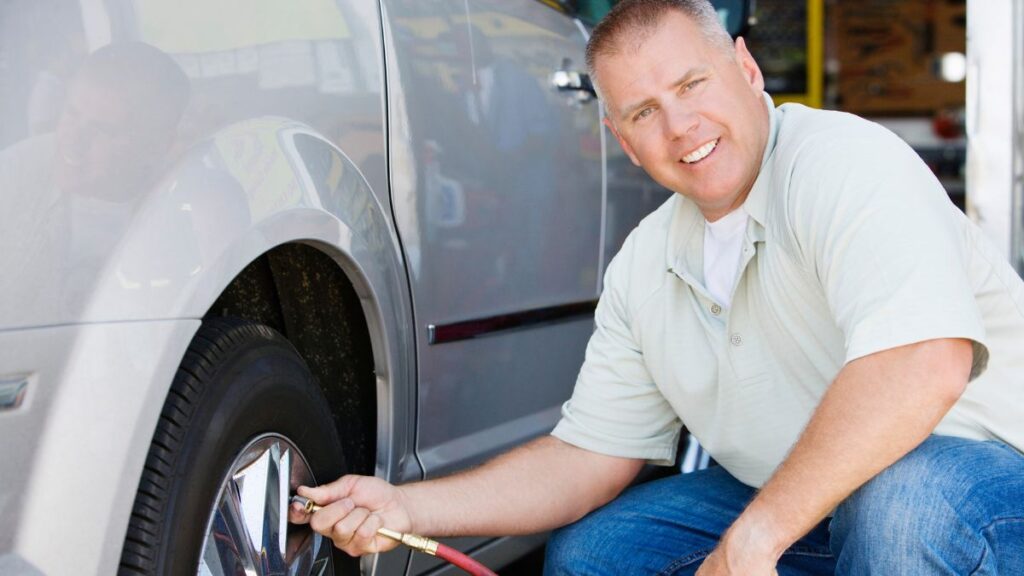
[117,317,283,575]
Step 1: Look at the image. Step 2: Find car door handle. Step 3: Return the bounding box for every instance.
[551,69,597,101]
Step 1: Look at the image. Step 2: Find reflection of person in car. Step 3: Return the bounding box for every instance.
[0,42,189,314]
[293,2,1024,574]
[451,22,556,297]
[1,41,189,201]
[53,42,189,201]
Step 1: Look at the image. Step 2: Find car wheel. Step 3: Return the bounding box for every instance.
[118,317,356,575]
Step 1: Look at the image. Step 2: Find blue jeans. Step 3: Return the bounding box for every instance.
[545,436,1024,575]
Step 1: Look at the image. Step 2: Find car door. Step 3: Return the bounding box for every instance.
[381,0,602,487]
[573,0,676,267]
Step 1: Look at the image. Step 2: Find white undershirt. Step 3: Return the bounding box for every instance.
[703,208,749,307]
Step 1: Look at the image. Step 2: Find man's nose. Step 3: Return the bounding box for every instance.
[663,104,699,140]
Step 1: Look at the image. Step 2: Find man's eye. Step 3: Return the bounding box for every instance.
[684,79,705,92]
[634,108,653,121]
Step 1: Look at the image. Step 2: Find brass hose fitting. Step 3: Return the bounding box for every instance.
[289,494,496,575]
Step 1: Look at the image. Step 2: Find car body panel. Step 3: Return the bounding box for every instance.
[0,321,198,574]
[379,2,612,568]
[381,0,601,481]
[0,1,395,331]
[0,1,658,573]
[0,2,421,571]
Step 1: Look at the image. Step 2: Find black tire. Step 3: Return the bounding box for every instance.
[118,317,356,575]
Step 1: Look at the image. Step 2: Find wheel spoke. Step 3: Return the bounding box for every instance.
[285,525,333,576]
[234,442,288,574]
[282,443,333,576]
[199,482,261,576]
[260,440,288,573]
[234,447,269,568]
[202,435,334,576]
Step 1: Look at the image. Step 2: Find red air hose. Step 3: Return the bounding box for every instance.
[375,526,500,576]
[434,542,500,576]
[291,495,500,576]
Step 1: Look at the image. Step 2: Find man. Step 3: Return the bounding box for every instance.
[292,1,1024,573]
[0,42,189,320]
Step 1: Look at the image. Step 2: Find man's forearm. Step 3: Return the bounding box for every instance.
[725,338,973,560]
[400,435,644,538]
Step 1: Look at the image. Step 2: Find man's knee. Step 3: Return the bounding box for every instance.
[544,469,748,575]
[830,436,1023,573]
[544,512,619,576]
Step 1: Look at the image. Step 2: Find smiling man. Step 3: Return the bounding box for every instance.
[596,8,766,223]
[293,1,1024,574]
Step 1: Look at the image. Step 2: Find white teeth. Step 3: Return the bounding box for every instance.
[682,139,718,163]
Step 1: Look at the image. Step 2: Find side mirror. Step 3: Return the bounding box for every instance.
[710,0,754,38]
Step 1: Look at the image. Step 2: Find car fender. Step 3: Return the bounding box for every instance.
[2,119,416,573]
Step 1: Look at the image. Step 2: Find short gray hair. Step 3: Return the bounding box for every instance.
[586,0,734,98]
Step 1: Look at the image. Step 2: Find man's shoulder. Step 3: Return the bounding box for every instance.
[603,194,677,307]
[767,103,930,216]
[633,192,677,241]
[0,133,56,171]
[773,104,912,168]
[618,193,678,266]
[0,134,59,209]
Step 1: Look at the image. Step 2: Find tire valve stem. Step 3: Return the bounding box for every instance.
[290,495,498,576]
[291,495,321,514]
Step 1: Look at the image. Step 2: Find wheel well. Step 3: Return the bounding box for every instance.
[204,243,377,476]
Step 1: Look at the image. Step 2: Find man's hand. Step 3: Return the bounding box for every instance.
[287,436,642,558]
[695,521,780,576]
[289,475,413,557]
[695,549,778,576]
[697,337,972,573]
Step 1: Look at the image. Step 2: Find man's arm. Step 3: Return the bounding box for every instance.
[699,337,973,575]
[293,435,644,556]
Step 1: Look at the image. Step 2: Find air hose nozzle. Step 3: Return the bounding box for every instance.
[289,494,497,575]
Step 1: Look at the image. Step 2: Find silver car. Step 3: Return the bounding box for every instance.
[0,1,671,574]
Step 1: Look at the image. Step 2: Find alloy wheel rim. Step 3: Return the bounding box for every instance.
[198,434,333,576]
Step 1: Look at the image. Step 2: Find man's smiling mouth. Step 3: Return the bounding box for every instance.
[681,138,718,164]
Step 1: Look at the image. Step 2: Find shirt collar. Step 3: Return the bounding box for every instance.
[741,92,780,228]
[664,92,779,273]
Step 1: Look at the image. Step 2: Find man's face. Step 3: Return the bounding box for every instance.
[597,12,769,221]
[55,75,171,199]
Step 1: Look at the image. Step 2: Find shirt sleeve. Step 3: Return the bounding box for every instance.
[787,122,989,379]
[551,233,682,465]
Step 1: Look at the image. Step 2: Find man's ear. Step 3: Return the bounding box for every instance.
[603,116,641,167]
[734,37,765,94]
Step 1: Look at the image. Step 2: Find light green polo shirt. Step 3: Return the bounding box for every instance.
[552,94,1024,488]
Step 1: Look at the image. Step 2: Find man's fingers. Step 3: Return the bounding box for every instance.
[288,501,311,525]
[297,475,358,506]
[295,474,407,557]
[309,498,356,536]
[330,507,371,550]
[348,512,389,556]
